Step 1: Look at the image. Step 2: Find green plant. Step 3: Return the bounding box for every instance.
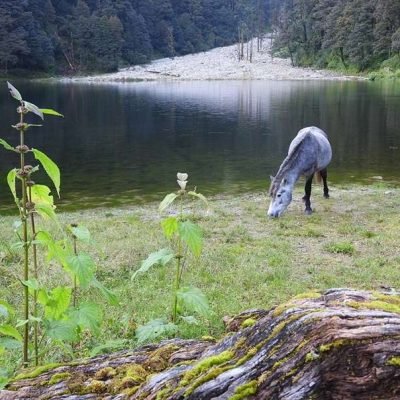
[324,242,355,255]
[132,172,210,343]
[0,83,117,378]
[0,82,63,368]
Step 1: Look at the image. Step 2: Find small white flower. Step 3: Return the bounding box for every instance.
[177,172,188,182]
[177,180,187,190]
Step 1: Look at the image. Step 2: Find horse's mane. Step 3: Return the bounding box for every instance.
[269,137,308,197]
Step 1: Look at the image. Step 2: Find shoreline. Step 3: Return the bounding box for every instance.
[61,41,365,83]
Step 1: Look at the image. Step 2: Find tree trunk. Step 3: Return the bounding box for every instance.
[2,288,400,399]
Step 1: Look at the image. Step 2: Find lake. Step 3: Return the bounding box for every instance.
[0,79,399,213]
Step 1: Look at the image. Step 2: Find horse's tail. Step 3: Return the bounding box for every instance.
[315,171,322,183]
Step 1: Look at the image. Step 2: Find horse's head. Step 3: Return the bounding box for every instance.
[267,176,292,218]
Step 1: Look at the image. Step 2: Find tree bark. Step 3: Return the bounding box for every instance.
[2,288,400,399]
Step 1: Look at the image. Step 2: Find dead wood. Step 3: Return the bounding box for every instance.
[2,288,400,400]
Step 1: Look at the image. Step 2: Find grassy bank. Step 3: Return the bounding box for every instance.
[1,184,400,368]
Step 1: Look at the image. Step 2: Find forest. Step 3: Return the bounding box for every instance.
[1,0,399,75]
[0,0,265,74]
[270,0,400,72]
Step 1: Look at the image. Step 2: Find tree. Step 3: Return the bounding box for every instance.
[0,2,29,73]
[345,0,375,71]
[373,1,400,59]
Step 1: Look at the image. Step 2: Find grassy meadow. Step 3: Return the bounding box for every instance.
[1,182,400,366]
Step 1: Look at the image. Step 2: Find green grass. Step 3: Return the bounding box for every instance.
[1,184,400,373]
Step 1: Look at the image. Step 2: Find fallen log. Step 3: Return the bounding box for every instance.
[2,288,400,399]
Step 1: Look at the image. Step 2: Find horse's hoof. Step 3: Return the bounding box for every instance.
[305,208,313,215]
[324,194,330,199]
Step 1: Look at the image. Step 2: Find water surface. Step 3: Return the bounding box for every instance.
[0,80,399,212]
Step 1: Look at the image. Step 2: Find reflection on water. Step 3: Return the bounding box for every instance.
[0,80,399,212]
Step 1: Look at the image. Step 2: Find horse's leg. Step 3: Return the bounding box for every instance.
[304,174,314,214]
[320,168,329,198]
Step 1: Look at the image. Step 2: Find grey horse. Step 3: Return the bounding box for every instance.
[267,126,332,218]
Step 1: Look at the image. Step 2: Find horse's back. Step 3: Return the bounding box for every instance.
[289,126,332,171]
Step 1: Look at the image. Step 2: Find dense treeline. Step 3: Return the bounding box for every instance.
[1,0,399,75]
[270,0,400,72]
[0,0,265,74]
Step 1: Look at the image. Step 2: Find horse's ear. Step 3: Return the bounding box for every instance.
[270,175,274,181]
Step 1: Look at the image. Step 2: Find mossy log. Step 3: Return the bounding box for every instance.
[2,288,400,400]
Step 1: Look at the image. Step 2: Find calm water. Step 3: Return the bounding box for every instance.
[0,79,399,212]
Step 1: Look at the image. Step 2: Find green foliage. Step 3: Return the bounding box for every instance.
[271,0,400,73]
[159,193,178,213]
[32,148,61,197]
[0,138,16,152]
[177,287,210,317]
[325,242,355,255]
[178,220,203,257]
[0,1,264,74]
[135,172,209,341]
[45,320,77,342]
[0,325,23,342]
[38,287,72,320]
[132,248,174,280]
[90,339,128,357]
[136,319,178,344]
[66,253,96,288]
[7,82,22,101]
[6,169,18,208]
[0,83,115,373]
[70,302,103,335]
[40,109,64,118]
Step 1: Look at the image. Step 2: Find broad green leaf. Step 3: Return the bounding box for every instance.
[188,191,209,208]
[180,315,199,325]
[0,138,15,152]
[40,109,64,118]
[161,217,178,238]
[91,279,119,306]
[31,184,54,206]
[178,220,203,257]
[0,337,21,350]
[15,319,28,328]
[66,253,96,288]
[0,324,23,341]
[159,193,178,213]
[7,82,22,101]
[43,287,72,320]
[21,278,39,291]
[135,319,178,344]
[36,231,67,264]
[177,287,210,317]
[70,302,103,335]
[7,169,19,208]
[0,306,7,319]
[35,203,57,221]
[31,184,56,220]
[0,301,15,319]
[37,288,49,306]
[23,101,44,120]
[132,248,174,280]
[32,148,60,197]
[11,241,24,250]
[69,225,91,242]
[45,320,77,342]
[90,339,127,357]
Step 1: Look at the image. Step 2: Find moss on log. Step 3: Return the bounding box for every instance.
[2,288,400,399]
